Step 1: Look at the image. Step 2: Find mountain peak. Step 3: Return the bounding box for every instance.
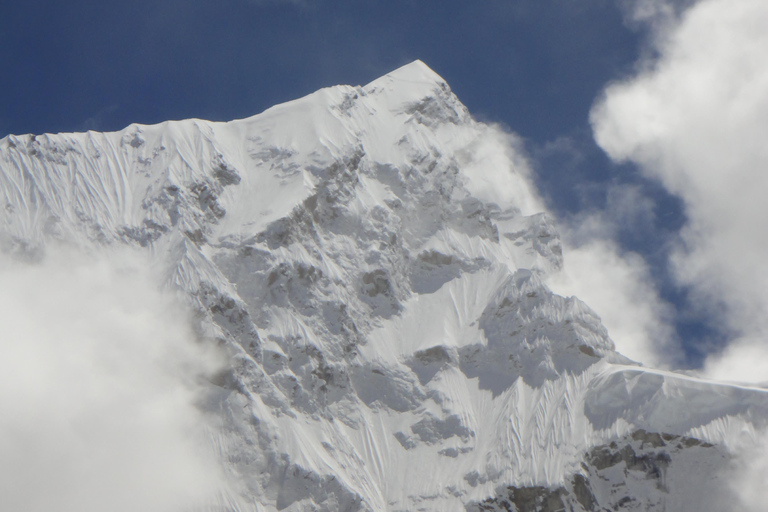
[380,59,445,84]
[364,60,448,97]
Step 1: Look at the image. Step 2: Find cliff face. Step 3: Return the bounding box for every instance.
[2,60,767,511]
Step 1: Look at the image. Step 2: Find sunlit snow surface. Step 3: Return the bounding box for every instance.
[2,61,768,511]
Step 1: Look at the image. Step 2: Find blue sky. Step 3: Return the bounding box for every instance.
[3,0,766,377]
[1,0,638,139]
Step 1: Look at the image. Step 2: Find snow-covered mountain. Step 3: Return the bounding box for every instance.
[2,60,768,511]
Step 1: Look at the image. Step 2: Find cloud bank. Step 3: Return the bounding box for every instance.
[592,0,768,383]
[0,248,224,512]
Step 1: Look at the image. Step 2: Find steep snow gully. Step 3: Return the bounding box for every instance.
[2,60,768,511]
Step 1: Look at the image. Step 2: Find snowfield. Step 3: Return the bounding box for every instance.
[2,60,767,511]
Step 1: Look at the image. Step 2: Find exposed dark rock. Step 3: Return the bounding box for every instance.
[212,156,241,185]
[571,474,597,512]
[394,431,417,450]
[190,181,226,219]
[361,269,392,298]
[469,485,567,512]
[410,413,474,444]
[414,346,452,365]
[468,430,719,512]
[632,429,666,448]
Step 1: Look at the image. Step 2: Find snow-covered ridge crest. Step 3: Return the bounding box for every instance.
[2,60,768,511]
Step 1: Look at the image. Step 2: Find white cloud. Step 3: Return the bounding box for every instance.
[0,247,224,512]
[456,122,546,216]
[462,122,677,366]
[719,426,768,512]
[702,336,768,386]
[592,0,768,383]
[547,217,677,368]
[619,0,697,33]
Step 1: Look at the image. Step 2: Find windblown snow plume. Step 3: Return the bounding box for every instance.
[2,59,768,511]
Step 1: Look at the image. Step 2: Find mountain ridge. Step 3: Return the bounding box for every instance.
[2,60,767,511]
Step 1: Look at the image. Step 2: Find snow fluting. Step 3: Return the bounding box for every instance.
[2,60,767,511]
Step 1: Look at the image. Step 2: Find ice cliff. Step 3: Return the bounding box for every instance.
[2,60,768,511]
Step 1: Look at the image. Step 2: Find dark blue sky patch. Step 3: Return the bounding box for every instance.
[0,0,640,139]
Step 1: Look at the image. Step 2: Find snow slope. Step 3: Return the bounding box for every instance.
[2,60,768,511]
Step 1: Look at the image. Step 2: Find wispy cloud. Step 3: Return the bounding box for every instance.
[0,247,224,512]
[619,0,695,31]
[592,0,768,383]
[720,426,768,512]
[80,103,120,132]
[456,122,546,215]
[547,207,678,368]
